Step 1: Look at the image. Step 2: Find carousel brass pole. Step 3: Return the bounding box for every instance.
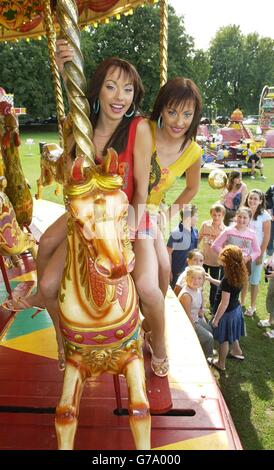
[43,0,65,148]
[159,0,168,87]
[55,0,95,166]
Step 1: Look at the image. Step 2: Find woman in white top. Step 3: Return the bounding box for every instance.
[243,189,271,316]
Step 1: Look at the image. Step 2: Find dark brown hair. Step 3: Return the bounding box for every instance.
[219,245,248,288]
[227,171,242,192]
[245,189,266,220]
[88,57,144,154]
[150,77,202,152]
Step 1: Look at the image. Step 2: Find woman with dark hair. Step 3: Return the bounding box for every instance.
[134,77,202,377]
[207,245,248,371]
[242,189,271,317]
[221,170,247,226]
[3,42,153,369]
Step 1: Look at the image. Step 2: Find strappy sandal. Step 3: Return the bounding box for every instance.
[1,296,43,313]
[145,331,169,378]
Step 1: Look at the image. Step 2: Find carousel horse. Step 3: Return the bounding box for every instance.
[35,143,63,200]
[0,176,37,295]
[55,148,151,450]
[0,100,33,227]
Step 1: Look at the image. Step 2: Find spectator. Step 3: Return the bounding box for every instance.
[257,255,274,338]
[247,149,266,180]
[174,249,204,297]
[179,266,214,359]
[220,170,248,226]
[199,203,226,310]
[265,184,274,256]
[207,245,248,371]
[167,205,198,289]
[242,190,271,317]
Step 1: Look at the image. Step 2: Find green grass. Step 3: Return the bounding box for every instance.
[19,128,274,450]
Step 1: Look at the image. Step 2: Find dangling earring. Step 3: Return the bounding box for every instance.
[125,104,135,118]
[157,115,163,128]
[93,99,100,114]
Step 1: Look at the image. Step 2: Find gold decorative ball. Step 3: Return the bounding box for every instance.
[208,169,227,189]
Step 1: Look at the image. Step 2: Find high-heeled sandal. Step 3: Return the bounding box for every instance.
[1,296,43,315]
[145,332,169,378]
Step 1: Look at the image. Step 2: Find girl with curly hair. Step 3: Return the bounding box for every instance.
[206,245,248,371]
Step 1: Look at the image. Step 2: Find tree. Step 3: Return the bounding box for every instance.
[81,5,195,112]
[0,38,56,119]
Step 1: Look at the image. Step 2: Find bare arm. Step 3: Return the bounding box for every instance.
[129,119,153,231]
[256,219,271,265]
[166,157,201,221]
[211,291,230,327]
[240,183,248,207]
[179,293,195,327]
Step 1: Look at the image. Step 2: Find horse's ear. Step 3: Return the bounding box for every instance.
[71,156,86,182]
[101,148,119,175]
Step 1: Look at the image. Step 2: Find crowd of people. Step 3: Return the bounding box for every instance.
[2,40,273,379]
[169,181,274,368]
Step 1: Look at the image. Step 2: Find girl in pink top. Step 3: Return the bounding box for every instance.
[212,207,261,265]
[221,171,248,226]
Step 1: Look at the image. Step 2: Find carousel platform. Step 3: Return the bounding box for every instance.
[0,199,242,450]
[201,162,251,175]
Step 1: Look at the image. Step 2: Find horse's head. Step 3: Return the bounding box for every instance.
[65,149,135,280]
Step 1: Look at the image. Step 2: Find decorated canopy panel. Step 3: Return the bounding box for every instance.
[0,0,157,41]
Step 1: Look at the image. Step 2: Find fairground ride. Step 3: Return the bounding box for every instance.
[258,85,274,132]
[0,0,241,451]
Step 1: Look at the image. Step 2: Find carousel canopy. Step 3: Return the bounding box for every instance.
[0,0,158,41]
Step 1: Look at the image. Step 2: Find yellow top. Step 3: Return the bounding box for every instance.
[146,121,202,210]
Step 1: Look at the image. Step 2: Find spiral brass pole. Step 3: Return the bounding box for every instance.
[56,0,95,166]
[160,0,168,87]
[43,0,65,148]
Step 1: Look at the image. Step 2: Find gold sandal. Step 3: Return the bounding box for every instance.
[145,332,169,378]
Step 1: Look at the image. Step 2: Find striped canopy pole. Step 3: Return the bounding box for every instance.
[43,0,65,148]
[159,0,168,87]
[55,0,95,167]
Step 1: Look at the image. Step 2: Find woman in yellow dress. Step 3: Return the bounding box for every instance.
[133,77,202,376]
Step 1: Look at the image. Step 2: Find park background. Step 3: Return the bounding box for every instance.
[0,2,273,451]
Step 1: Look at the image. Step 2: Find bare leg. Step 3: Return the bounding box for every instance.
[250,284,259,310]
[40,238,67,367]
[25,213,68,308]
[154,226,171,297]
[217,341,229,370]
[124,359,151,450]
[230,340,243,356]
[240,279,248,306]
[132,238,166,360]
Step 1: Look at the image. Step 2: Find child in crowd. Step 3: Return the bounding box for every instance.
[167,205,198,289]
[211,208,261,292]
[179,266,214,359]
[257,254,274,338]
[174,249,204,296]
[242,189,271,317]
[199,203,226,310]
[220,171,248,226]
[207,245,248,371]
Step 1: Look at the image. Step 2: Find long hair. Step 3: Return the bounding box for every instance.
[150,77,202,152]
[219,245,248,288]
[226,171,241,192]
[88,57,144,155]
[245,189,266,220]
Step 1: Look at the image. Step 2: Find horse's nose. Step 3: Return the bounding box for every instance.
[95,256,127,279]
[95,257,112,277]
